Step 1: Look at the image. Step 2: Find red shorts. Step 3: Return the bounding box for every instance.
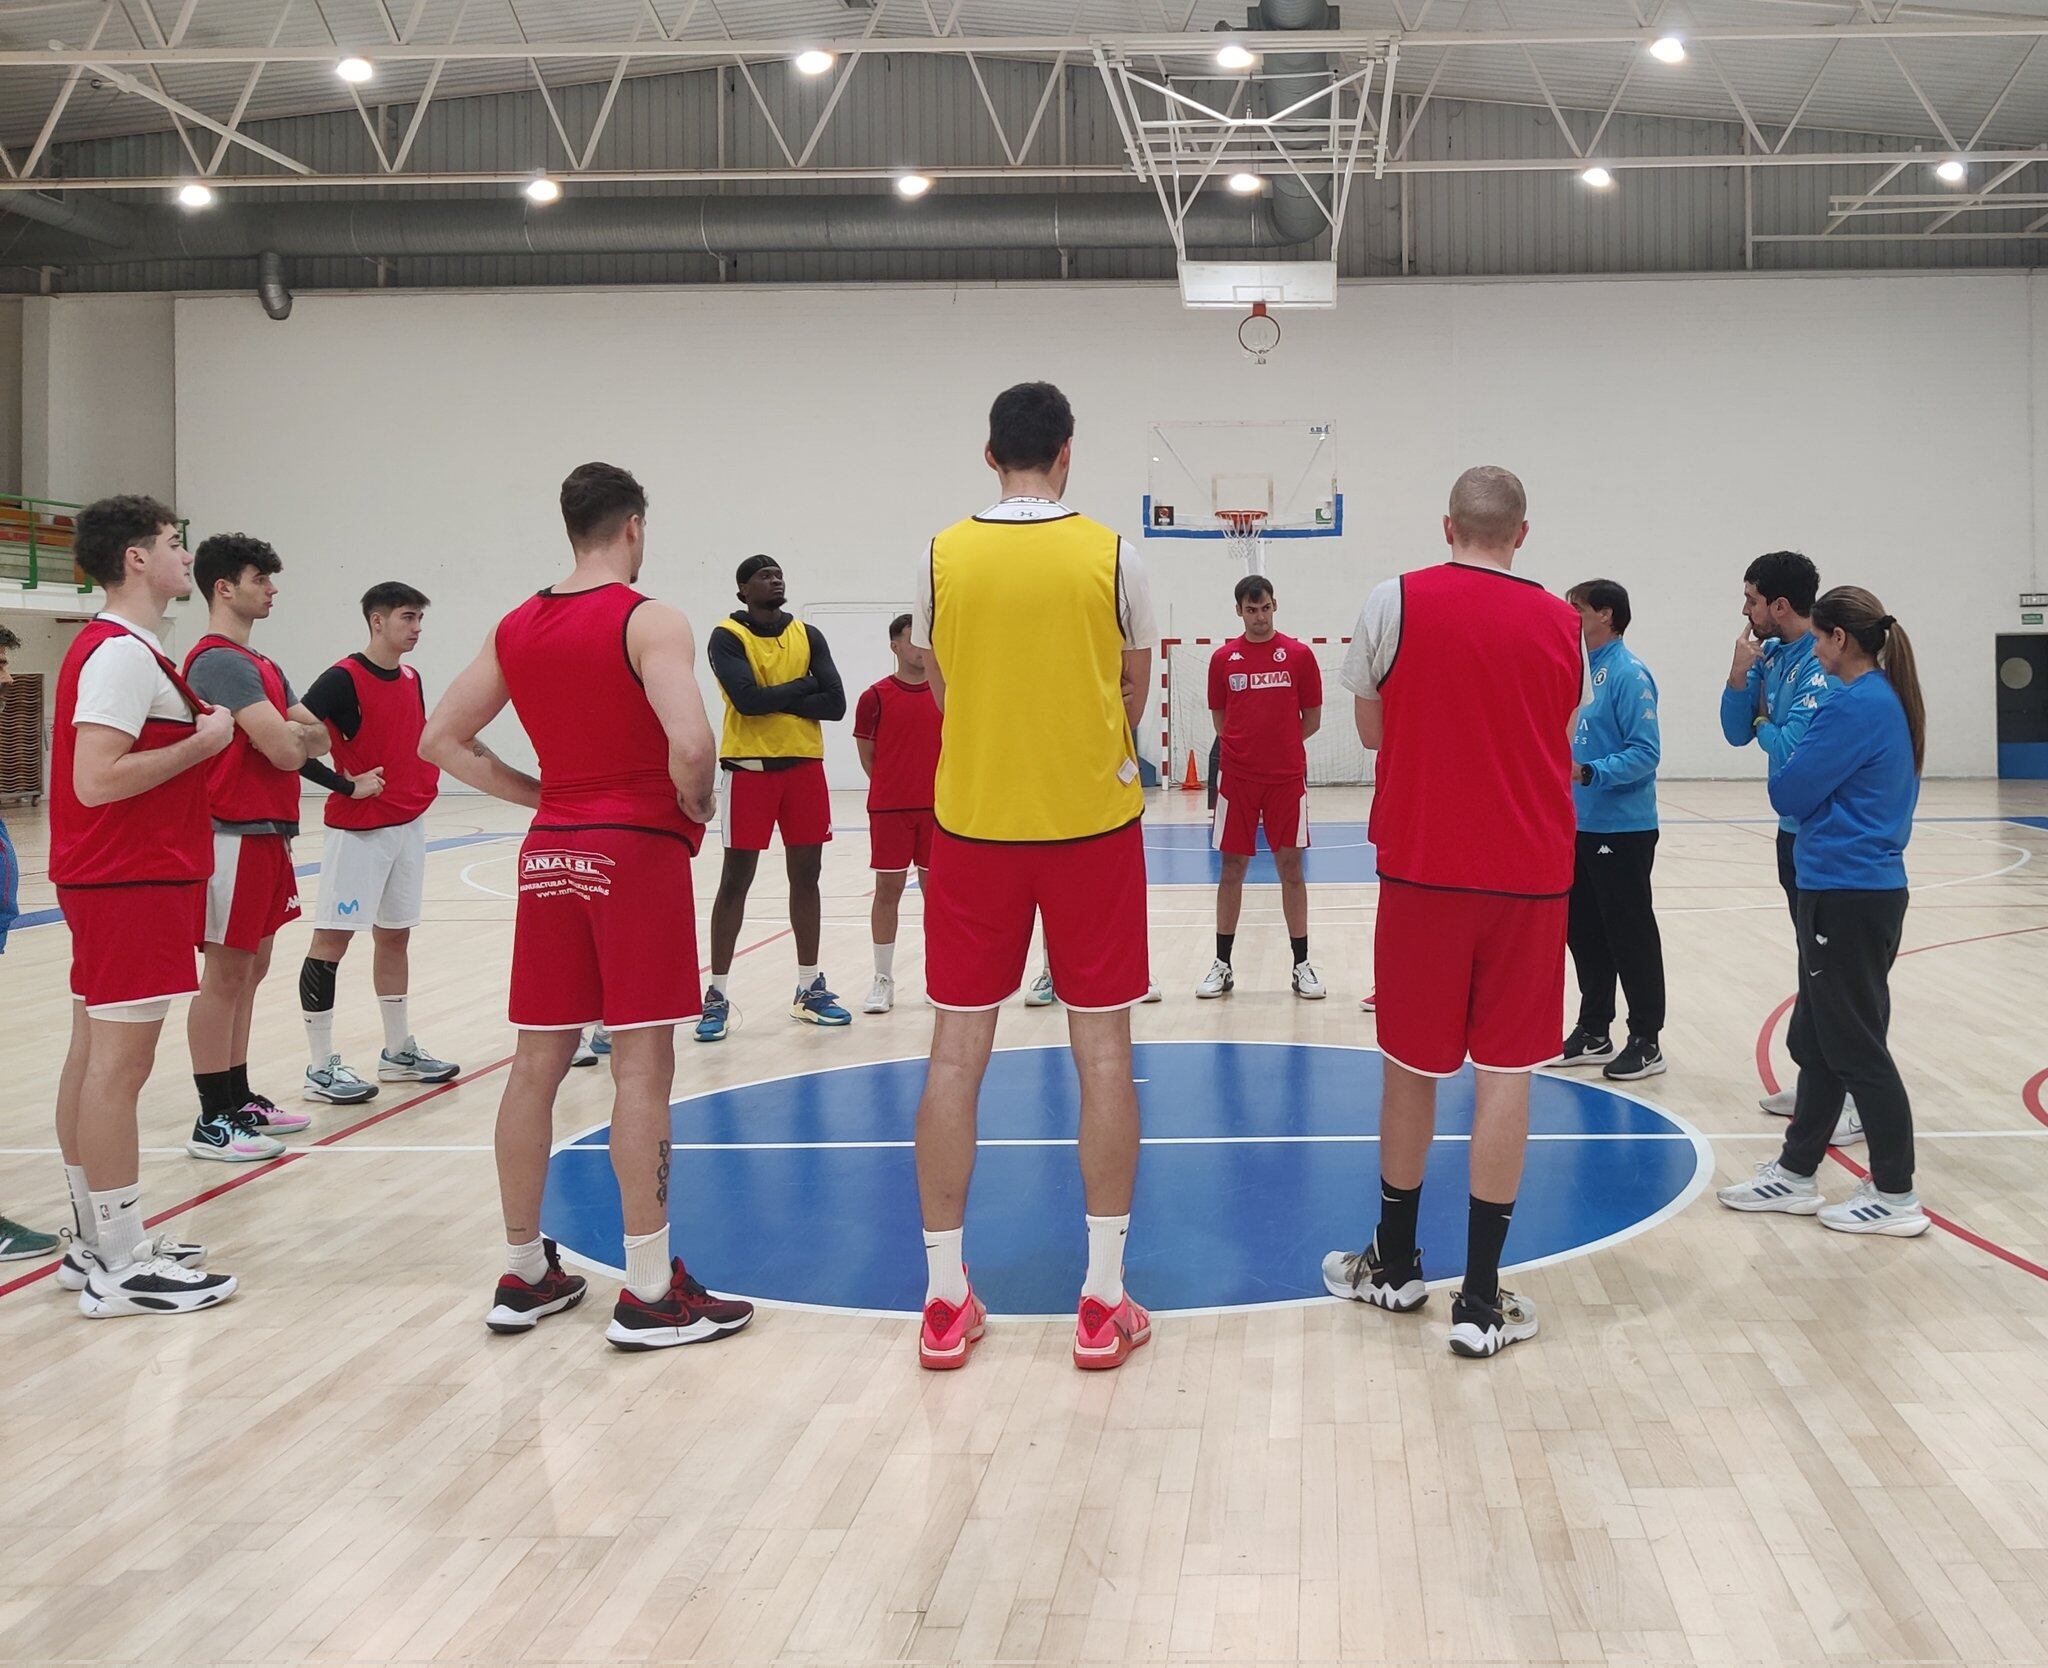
[509,826,703,1031]
[870,808,936,873]
[61,881,205,1013]
[204,832,301,952]
[1212,772,1310,856]
[1373,881,1567,1075]
[722,759,831,852]
[926,822,1148,1011]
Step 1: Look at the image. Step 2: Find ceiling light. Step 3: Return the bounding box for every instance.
[335,56,375,83]
[794,49,835,75]
[524,175,562,203]
[176,182,215,209]
[1936,158,1967,183]
[1580,166,1614,188]
[1216,42,1257,70]
[1649,34,1686,63]
[895,173,932,198]
[1227,171,1262,194]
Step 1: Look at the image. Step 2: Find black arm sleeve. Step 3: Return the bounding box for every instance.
[707,625,819,716]
[300,665,364,739]
[786,627,847,723]
[300,757,354,796]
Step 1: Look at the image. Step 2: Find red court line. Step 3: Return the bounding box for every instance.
[1753,922,2048,1285]
[0,921,800,1303]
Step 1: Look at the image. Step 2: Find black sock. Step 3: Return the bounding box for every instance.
[1463,1195,1516,1308]
[1216,932,1234,966]
[1290,935,1309,966]
[1375,1178,1423,1267]
[194,1069,235,1116]
[228,1062,251,1104]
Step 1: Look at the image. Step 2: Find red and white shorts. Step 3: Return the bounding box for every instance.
[926,821,1149,1012]
[61,880,205,1016]
[1213,772,1310,856]
[1373,880,1567,1076]
[205,832,301,952]
[870,808,936,874]
[722,759,832,851]
[509,825,702,1031]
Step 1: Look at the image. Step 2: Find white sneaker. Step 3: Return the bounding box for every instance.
[379,1038,460,1083]
[1142,982,1163,1004]
[58,1231,206,1292]
[1194,959,1234,999]
[186,1108,287,1163]
[1759,1086,1797,1116]
[1716,1159,1822,1215]
[1447,1288,1538,1358]
[1831,1103,1865,1146]
[569,1031,599,1067]
[1819,1179,1930,1237]
[1024,970,1057,1008]
[1292,961,1327,1000]
[864,974,896,1014]
[78,1245,237,1317]
[304,1055,378,1104]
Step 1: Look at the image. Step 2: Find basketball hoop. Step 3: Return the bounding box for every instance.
[1237,302,1281,366]
[1218,509,1268,575]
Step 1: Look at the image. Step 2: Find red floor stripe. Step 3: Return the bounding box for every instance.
[1752,922,2048,1285]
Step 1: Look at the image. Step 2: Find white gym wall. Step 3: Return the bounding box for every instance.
[17,274,2042,781]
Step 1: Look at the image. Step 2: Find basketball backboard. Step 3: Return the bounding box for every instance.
[1142,420,1341,549]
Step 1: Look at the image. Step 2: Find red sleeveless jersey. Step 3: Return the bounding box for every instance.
[495,583,703,848]
[1371,562,1583,898]
[181,634,300,825]
[852,675,941,812]
[324,657,439,830]
[51,619,213,887]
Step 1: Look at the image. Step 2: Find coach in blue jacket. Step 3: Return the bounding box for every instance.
[1559,580,1666,1082]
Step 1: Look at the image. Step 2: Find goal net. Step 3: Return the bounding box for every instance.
[1160,637,1375,789]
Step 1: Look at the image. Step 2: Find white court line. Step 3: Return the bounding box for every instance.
[1663,829,2034,915]
[458,853,516,900]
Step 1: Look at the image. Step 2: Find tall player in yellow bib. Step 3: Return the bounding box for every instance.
[912,382,1157,1374]
[701,555,849,1037]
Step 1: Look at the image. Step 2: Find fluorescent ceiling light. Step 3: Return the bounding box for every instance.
[525,175,562,203]
[1227,172,1262,194]
[1216,43,1257,70]
[1580,166,1614,188]
[1935,159,1967,183]
[176,182,215,208]
[335,56,375,83]
[895,173,933,198]
[1649,35,1686,63]
[794,50,835,75]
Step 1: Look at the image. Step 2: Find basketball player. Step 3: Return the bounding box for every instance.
[699,555,849,1038]
[913,380,1155,1373]
[1719,551,1854,1139]
[420,461,752,1351]
[1719,588,1928,1236]
[182,534,334,1161]
[1194,575,1325,1001]
[0,622,62,1265]
[1559,579,1667,1081]
[297,582,459,1103]
[49,495,237,1315]
[853,613,940,1014]
[1322,467,1584,1359]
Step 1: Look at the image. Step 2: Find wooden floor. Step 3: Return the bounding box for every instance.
[4,780,2048,1668]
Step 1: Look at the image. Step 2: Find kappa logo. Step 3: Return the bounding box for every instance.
[1596,844,1614,855]
[1227,651,1244,662]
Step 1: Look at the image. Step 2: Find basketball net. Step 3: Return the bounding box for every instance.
[1219,509,1268,576]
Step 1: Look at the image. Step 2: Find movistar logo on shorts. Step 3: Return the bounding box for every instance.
[336,898,361,916]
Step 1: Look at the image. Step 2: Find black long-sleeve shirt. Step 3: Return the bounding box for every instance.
[708,612,845,770]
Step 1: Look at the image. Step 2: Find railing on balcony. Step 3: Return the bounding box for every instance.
[0,497,190,591]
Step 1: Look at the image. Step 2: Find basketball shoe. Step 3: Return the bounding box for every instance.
[1447,1288,1538,1358]
[240,1093,312,1135]
[186,1106,286,1163]
[76,1243,237,1318]
[605,1259,754,1351]
[380,1038,460,1083]
[0,1217,60,1262]
[304,1054,379,1104]
[1073,1289,1150,1370]
[864,974,896,1014]
[919,1284,988,1371]
[486,1240,589,1332]
[1322,1235,1428,1311]
[59,1231,205,1291]
[1194,959,1234,999]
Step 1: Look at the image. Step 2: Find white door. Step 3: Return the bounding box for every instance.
[802,602,913,791]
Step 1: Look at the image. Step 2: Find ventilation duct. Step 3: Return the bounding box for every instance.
[257,250,292,319]
[1253,0,1339,246]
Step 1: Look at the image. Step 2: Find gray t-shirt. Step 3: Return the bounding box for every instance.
[186,644,301,837]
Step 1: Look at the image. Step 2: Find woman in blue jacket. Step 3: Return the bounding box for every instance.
[1718,587,1929,1237]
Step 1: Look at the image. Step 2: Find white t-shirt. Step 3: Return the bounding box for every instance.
[1339,564,1592,706]
[71,614,191,738]
[912,497,1158,652]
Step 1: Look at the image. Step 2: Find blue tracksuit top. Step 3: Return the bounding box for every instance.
[1573,638,1660,833]
[1718,633,1837,834]
[1768,671,1917,891]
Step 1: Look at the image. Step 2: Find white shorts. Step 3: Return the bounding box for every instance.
[312,820,428,932]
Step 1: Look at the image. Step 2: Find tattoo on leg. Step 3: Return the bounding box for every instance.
[656,1138,671,1208]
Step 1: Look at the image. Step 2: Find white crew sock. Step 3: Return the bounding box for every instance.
[65,1164,95,1246]
[873,941,896,978]
[707,971,730,998]
[90,1186,145,1271]
[623,1226,672,1302]
[303,1008,335,1070]
[378,994,411,1054]
[923,1227,968,1305]
[506,1235,548,1283]
[796,965,820,993]
[1082,1213,1130,1305]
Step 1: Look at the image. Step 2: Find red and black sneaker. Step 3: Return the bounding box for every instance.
[485,1239,588,1334]
[605,1258,754,1352]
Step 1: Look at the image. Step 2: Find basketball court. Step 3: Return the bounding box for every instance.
[7,4,2048,1664]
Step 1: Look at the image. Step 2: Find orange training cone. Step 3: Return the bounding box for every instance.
[1179,750,1201,791]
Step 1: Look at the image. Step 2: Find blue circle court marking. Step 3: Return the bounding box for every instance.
[541,1041,1711,1320]
[1142,821,1382,886]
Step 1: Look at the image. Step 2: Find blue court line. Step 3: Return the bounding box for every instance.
[8,829,513,934]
